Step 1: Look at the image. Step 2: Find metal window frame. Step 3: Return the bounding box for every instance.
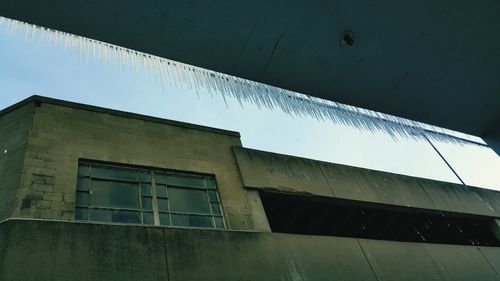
[75,161,226,229]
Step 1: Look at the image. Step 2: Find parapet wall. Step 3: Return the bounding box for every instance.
[0,219,499,281]
[233,146,500,217]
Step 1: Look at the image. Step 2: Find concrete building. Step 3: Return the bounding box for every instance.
[1,96,500,280]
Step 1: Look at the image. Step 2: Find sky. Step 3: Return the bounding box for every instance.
[1,22,499,191]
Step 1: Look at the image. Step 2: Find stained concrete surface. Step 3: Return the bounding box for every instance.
[233,146,500,217]
[1,219,499,281]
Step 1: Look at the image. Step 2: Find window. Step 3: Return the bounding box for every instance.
[75,161,225,229]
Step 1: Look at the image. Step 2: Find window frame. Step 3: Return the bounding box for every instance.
[75,160,226,229]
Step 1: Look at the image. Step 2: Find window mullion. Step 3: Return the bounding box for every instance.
[151,171,161,226]
[87,164,92,220]
[166,182,173,225]
[204,181,216,228]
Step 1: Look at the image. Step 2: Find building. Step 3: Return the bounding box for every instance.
[1,96,499,280]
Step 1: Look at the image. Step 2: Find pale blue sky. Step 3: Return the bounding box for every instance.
[1,23,499,190]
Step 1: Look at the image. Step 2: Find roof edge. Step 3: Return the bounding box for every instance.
[0,95,241,138]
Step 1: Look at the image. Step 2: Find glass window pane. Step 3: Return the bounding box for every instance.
[76,191,90,206]
[91,180,139,209]
[214,217,225,229]
[78,164,90,177]
[156,184,167,198]
[211,203,221,215]
[112,210,141,224]
[208,191,219,202]
[92,165,138,182]
[159,213,171,226]
[169,187,210,214]
[143,212,154,224]
[165,174,206,189]
[155,173,166,184]
[139,170,151,182]
[89,209,141,223]
[77,177,90,191]
[171,214,213,228]
[206,179,217,190]
[141,197,153,210]
[140,183,151,196]
[158,198,169,212]
[75,207,88,220]
[76,162,223,227]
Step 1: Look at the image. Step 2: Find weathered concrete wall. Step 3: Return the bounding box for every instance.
[1,219,499,281]
[0,103,34,221]
[0,219,168,281]
[11,97,262,230]
[233,146,500,217]
[359,239,499,281]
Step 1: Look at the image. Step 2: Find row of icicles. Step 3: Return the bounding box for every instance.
[0,16,485,147]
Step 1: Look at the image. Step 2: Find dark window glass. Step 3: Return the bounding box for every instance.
[206,179,217,190]
[169,187,210,214]
[75,207,88,220]
[208,191,219,202]
[142,197,153,210]
[89,209,141,224]
[91,180,139,209]
[139,171,151,182]
[159,213,170,226]
[214,217,225,229]
[140,184,151,196]
[143,212,154,224]
[211,203,221,215]
[77,177,90,191]
[78,164,90,177]
[76,191,90,206]
[155,173,167,185]
[171,214,213,228]
[158,198,169,212]
[92,165,138,182]
[165,175,206,189]
[156,184,167,198]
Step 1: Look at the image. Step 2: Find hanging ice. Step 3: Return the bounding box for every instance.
[0,16,487,147]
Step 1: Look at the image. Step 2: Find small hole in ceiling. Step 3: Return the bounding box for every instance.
[341,32,354,46]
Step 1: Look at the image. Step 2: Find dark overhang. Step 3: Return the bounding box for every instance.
[1,0,499,142]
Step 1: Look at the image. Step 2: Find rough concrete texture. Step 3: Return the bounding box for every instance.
[479,246,500,277]
[7,97,261,230]
[359,239,499,281]
[0,103,34,221]
[1,219,499,281]
[0,219,168,281]
[233,146,333,197]
[233,146,500,217]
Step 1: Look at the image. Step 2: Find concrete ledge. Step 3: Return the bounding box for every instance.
[233,146,500,217]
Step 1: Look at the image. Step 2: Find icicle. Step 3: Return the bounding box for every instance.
[0,15,487,148]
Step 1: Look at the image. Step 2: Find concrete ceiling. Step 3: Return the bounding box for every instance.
[1,0,499,139]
